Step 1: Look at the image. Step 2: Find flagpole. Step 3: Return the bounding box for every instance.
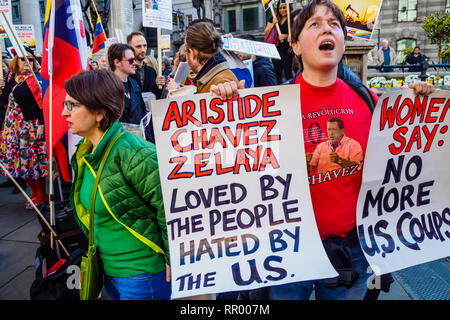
[90,0,107,39]
[287,3,292,47]
[48,0,57,255]
[157,28,162,89]
[0,11,41,91]
[269,5,282,37]
[0,162,70,256]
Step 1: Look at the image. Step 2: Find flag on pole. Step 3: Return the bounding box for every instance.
[40,0,89,182]
[92,15,106,53]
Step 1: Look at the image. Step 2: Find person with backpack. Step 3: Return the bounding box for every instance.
[265,0,434,300]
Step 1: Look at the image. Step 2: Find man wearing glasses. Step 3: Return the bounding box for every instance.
[127,32,165,99]
[107,43,150,140]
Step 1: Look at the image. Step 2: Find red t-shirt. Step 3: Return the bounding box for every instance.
[296,73,378,240]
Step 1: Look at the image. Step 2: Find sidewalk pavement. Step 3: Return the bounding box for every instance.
[0,175,448,300]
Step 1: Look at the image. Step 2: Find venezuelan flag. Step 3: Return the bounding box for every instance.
[40,0,89,181]
[92,15,106,54]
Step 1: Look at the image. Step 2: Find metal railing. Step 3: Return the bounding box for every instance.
[367,62,450,81]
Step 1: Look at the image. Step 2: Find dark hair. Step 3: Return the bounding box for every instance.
[237,34,256,42]
[126,31,145,45]
[108,43,134,71]
[185,19,222,65]
[291,0,347,71]
[276,1,293,22]
[65,70,124,131]
[291,0,347,44]
[327,116,344,130]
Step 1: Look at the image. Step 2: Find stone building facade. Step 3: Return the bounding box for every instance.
[370,0,450,64]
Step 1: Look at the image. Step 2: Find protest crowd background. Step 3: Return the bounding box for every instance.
[0,0,448,303]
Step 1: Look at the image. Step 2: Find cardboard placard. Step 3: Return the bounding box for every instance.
[357,89,450,275]
[151,85,337,299]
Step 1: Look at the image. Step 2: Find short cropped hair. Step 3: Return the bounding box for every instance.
[107,43,134,71]
[126,31,146,45]
[65,70,124,131]
[328,116,345,130]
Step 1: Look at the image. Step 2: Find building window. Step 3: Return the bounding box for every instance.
[242,3,259,31]
[264,9,272,26]
[396,38,416,63]
[186,14,192,27]
[11,4,20,24]
[40,0,45,22]
[398,0,417,22]
[173,12,178,28]
[226,6,236,33]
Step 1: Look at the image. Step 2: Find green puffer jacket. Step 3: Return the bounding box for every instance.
[70,120,170,265]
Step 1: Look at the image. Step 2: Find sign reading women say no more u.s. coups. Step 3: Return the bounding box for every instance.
[357,89,450,276]
[152,85,337,299]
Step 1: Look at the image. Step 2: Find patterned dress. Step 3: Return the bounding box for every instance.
[0,74,48,180]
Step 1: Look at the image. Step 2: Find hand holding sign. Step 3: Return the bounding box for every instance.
[210,79,246,100]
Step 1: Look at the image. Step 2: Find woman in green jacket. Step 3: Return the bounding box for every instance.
[63,70,171,300]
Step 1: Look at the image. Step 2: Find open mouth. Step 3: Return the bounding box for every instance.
[319,41,335,51]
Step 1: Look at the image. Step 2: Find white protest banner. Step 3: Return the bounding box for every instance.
[357,89,450,275]
[160,34,170,50]
[142,0,172,30]
[173,61,190,84]
[0,11,26,58]
[262,0,275,11]
[332,0,382,40]
[243,59,254,88]
[105,37,119,52]
[222,36,281,60]
[14,24,35,49]
[0,0,11,38]
[152,85,337,299]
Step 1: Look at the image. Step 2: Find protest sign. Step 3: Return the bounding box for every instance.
[14,25,35,49]
[0,0,11,38]
[0,11,27,58]
[357,89,450,275]
[105,37,119,52]
[173,61,190,84]
[262,0,275,11]
[160,34,170,51]
[142,0,172,30]
[222,36,281,60]
[152,85,337,299]
[332,0,382,40]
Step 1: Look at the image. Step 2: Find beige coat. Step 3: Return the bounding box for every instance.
[375,47,397,66]
[195,61,238,94]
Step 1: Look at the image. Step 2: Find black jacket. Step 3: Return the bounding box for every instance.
[0,73,44,126]
[121,77,146,124]
[130,63,163,99]
[252,56,277,87]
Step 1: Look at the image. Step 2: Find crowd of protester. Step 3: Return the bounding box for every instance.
[0,0,435,301]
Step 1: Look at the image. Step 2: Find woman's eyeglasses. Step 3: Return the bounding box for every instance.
[63,100,82,111]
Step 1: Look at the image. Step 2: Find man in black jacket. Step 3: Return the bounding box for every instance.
[108,43,155,142]
[127,31,165,98]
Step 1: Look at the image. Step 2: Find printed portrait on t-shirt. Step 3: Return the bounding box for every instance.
[306,116,363,174]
